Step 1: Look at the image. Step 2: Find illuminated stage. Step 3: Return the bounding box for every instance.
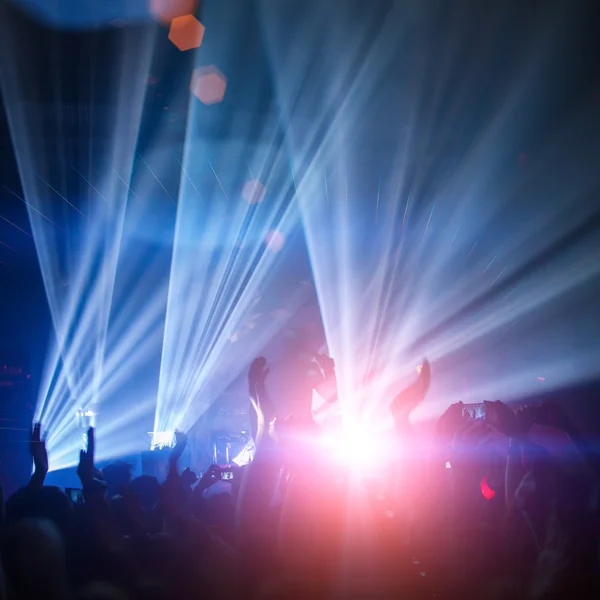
[0,0,599,482]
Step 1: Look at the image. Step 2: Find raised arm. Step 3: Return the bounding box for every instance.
[76,427,107,502]
[313,353,338,403]
[27,423,48,490]
[389,359,430,435]
[166,430,188,486]
[236,358,281,574]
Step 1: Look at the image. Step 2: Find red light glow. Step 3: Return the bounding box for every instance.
[480,474,496,500]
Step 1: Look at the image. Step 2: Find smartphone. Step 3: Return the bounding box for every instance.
[462,403,486,420]
[66,487,83,504]
[220,470,234,481]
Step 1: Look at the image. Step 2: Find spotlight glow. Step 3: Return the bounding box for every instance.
[150,430,175,450]
[321,424,396,474]
[256,0,600,427]
[0,14,167,466]
[155,36,311,436]
[154,137,304,436]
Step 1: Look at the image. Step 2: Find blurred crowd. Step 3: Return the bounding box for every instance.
[0,355,599,599]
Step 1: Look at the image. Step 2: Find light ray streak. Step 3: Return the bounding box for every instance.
[409,198,600,357]
[172,152,202,199]
[258,5,422,409]
[490,266,508,288]
[375,175,381,221]
[111,167,142,202]
[205,153,229,201]
[45,27,157,434]
[36,175,86,217]
[424,201,435,235]
[380,11,576,348]
[157,218,297,431]
[449,224,460,248]
[156,124,301,432]
[501,287,517,305]
[415,244,600,366]
[70,165,107,202]
[359,114,421,384]
[137,153,175,204]
[360,12,566,372]
[2,185,61,229]
[49,319,165,447]
[0,215,33,237]
[47,312,163,444]
[40,238,169,444]
[0,15,163,457]
[464,238,479,263]
[258,1,600,428]
[483,253,498,275]
[401,190,411,228]
[156,48,302,432]
[260,2,409,198]
[48,397,157,471]
[0,241,17,253]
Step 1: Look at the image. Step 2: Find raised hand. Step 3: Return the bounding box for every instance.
[28,422,49,489]
[181,466,198,487]
[30,423,48,474]
[313,353,338,404]
[248,356,269,397]
[314,353,335,374]
[197,464,221,491]
[77,427,95,485]
[170,430,188,462]
[390,359,431,423]
[248,357,274,425]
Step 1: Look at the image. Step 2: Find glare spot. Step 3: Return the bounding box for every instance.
[150,0,197,24]
[242,179,266,204]
[168,15,205,51]
[190,66,227,105]
[265,230,285,252]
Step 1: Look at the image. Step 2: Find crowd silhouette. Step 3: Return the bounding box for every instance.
[0,355,599,599]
